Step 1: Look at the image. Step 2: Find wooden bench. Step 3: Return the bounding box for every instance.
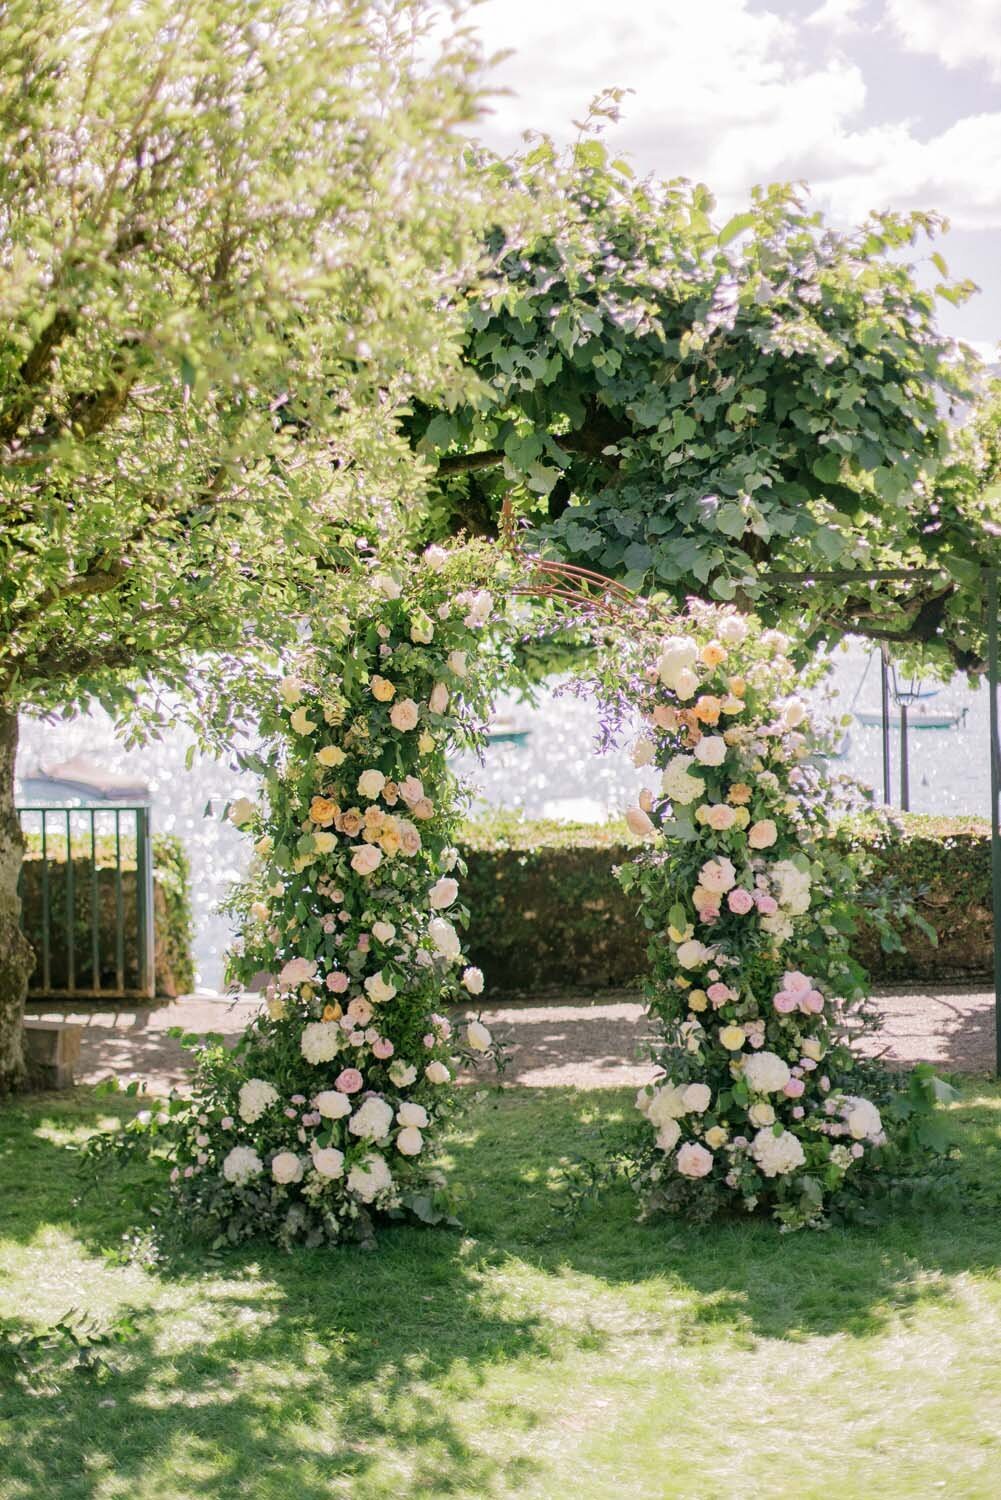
[23,1018,83,1089]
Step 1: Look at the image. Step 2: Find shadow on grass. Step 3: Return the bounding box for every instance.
[2,1083,1001,1498]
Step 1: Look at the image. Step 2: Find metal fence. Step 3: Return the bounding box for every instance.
[17,804,156,1001]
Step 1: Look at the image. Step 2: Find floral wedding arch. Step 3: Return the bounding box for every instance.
[141,541,947,1247]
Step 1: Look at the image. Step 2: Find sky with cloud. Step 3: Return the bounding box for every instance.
[468,0,1001,355]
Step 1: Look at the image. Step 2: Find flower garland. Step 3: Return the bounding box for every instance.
[143,543,517,1248]
[613,601,946,1230]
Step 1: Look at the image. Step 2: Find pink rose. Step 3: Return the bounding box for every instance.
[707,982,733,1007]
[783,1077,805,1098]
[676,1142,714,1178]
[335,1068,364,1094]
[350,844,383,876]
[792,1105,805,1119]
[773,990,798,1014]
[372,1037,394,1059]
[782,970,812,995]
[653,703,679,729]
[727,887,754,915]
[755,893,778,916]
[347,997,374,1025]
[356,933,370,953]
[802,989,825,1014]
[398,776,424,808]
[412,798,435,820]
[278,956,317,988]
[326,971,349,993]
[705,803,737,831]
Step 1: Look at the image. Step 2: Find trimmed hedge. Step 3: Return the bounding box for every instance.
[20,832,195,997]
[458,812,995,994]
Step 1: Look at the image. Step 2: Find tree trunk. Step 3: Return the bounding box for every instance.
[0,705,34,1090]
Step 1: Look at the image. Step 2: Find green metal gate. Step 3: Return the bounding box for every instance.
[17,804,156,1001]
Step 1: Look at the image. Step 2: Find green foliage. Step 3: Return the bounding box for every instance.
[420,134,998,670]
[458,813,993,993]
[0,0,497,735]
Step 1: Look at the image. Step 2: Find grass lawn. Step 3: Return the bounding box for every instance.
[2,1083,1001,1500]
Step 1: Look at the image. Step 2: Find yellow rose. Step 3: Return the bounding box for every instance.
[802,1038,823,1061]
[418,730,436,754]
[289,706,316,735]
[316,745,345,767]
[379,828,402,856]
[322,1002,343,1022]
[732,807,751,829]
[727,783,752,805]
[370,675,396,702]
[250,901,269,922]
[705,1126,728,1149]
[688,989,708,1012]
[728,676,746,696]
[292,853,315,873]
[720,1025,745,1050]
[694,695,721,725]
[309,795,338,826]
[254,835,273,856]
[313,831,337,854]
[668,923,694,943]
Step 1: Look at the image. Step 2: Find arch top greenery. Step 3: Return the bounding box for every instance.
[125,541,950,1247]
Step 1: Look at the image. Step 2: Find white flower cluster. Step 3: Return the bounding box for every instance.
[238,1078,279,1124]
[750,1128,806,1178]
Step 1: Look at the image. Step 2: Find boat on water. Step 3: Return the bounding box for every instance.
[486,717,532,746]
[855,706,968,731]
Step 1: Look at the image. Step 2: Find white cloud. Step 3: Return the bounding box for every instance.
[885,0,1001,80]
[806,0,864,34]
[469,0,1001,229]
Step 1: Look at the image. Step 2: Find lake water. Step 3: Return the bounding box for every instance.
[15,640,993,990]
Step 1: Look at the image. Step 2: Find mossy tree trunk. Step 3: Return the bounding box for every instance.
[0,707,34,1090]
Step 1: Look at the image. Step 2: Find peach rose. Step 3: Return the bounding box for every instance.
[727,783,752,805]
[412,797,434,820]
[370,675,396,702]
[748,819,778,849]
[336,807,364,836]
[429,682,449,715]
[390,698,419,732]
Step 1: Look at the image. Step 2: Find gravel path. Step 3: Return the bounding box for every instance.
[25,984,999,1096]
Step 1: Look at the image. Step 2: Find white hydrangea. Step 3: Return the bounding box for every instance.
[238,1078,279,1124]
[751,1127,806,1178]
[760,911,794,943]
[222,1145,264,1184]
[347,1152,393,1202]
[661,755,706,806]
[771,860,812,915]
[743,1051,791,1093]
[348,1095,394,1140]
[300,1021,343,1065]
[844,1096,882,1141]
